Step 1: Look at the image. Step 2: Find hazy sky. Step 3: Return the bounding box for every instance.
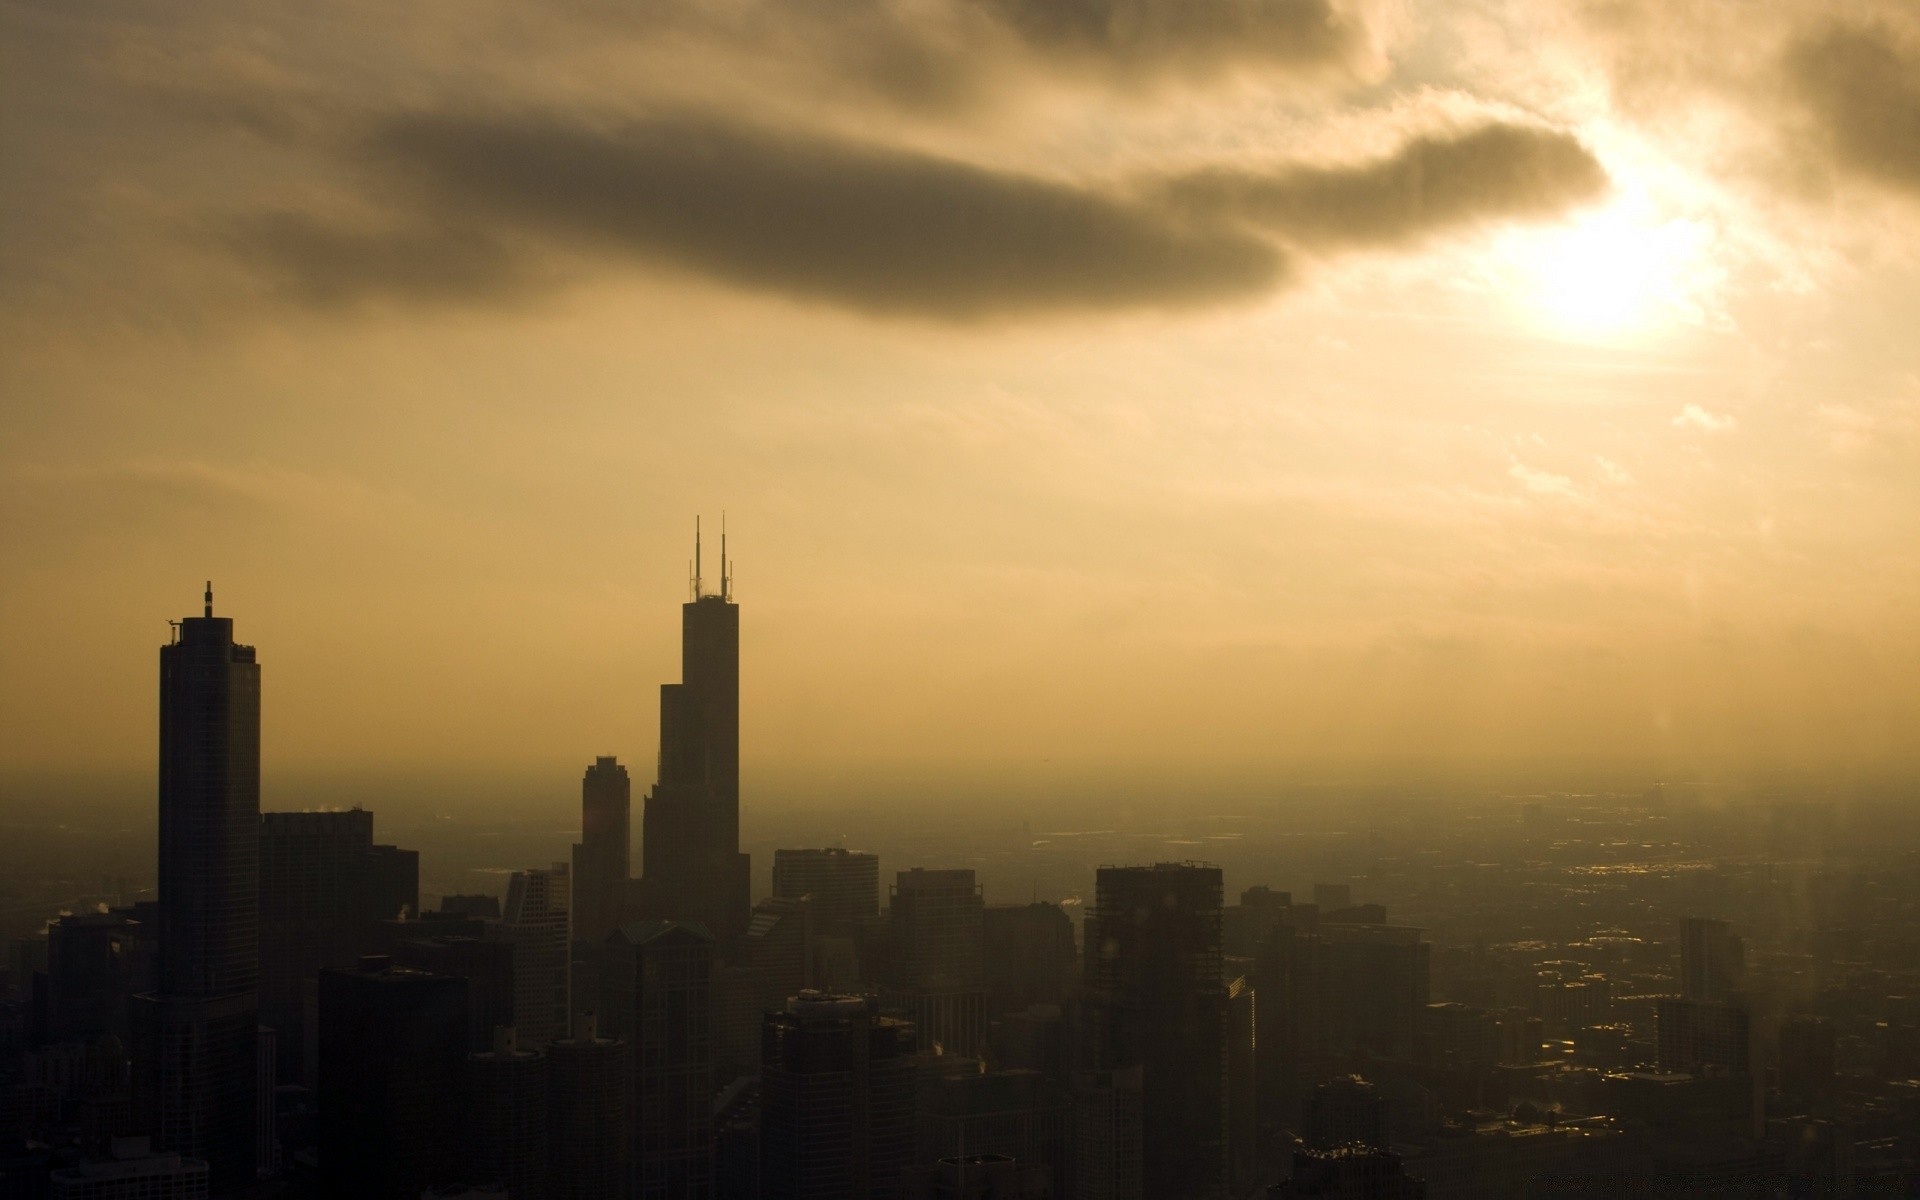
[3,0,1918,794]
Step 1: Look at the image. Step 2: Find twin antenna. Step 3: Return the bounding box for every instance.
[689,516,734,601]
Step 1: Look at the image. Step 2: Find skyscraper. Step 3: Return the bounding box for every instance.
[1680,917,1745,1002]
[889,868,988,1056]
[502,863,571,1049]
[640,523,751,942]
[469,1026,549,1200]
[573,758,632,946]
[600,920,715,1199]
[131,586,260,1194]
[1083,863,1227,1200]
[760,992,917,1200]
[772,849,881,931]
[547,1014,633,1200]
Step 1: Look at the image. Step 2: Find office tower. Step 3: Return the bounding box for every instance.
[904,1154,1053,1200]
[547,1014,633,1200]
[640,525,751,942]
[890,869,987,1056]
[1083,863,1227,1200]
[1312,884,1352,912]
[258,808,420,1082]
[573,758,632,946]
[47,910,154,1045]
[1656,996,1751,1075]
[316,957,468,1199]
[993,1004,1068,1079]
[254,1026,277,1177]
[48,1136,209,1200]
[918,1069,1069,1192]
[1680,918,1745,1002]
[469,1026,549,1200]
[601,921,714,1199]
[131,588,260,1195]
[392,933,517,1053]
[1253,923,1325,1125]
[1223,887,1290,960]
[760,993,916,1200]
[1302,1076,1388,1151]
[1069,1066,1142,1200]
[772,849,881,931]
[1319,923,1430,1062]
[1777,1016,1836,1109]
[1272,1146,1427,1199]
[1226,975,1257,1193]
[983,904,1075,1016]
[441,895,502,919]
[745,896,814,1015]
[503,864,571,1049]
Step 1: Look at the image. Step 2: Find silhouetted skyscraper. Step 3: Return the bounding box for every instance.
[1083,863,1227,1200]
[1070,1066,1142,1200]
[772,848,880,931]
[573,758,631,945]
[760,992,916,1200]
[640,523,751,942]
[469,1026,550,1200]
[503,864,570,1049]
[132,586,260,1194]
[547,1014,632,1200]
[890,868,987,1056]
[601,920,714,1199]
[1680,917,1745,1002]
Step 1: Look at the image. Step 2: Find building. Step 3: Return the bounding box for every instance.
[1656,996,1751,1076]
[1303,1077,1388,1151]
[572,758,632,946]
[547,1014,632,1200]
[1226,975,1257,1193]
[601,920,714,1199]
[1777,1016,1835,1110]
[639,524,751,942]
[316,956,469,1199]
[890,869,988,1056]
[761,993,916,1200]
[502,863,571,1049]
[1678,919,1744,1003]
[744,896,814,1015]
[1320,923,1430,1062]
[392,932,516,1053]
[131,587,261,1194]
[904,1154,1052,1200]
[983,904,1075,1017]
[49,1137,208,1200]
[1069,1066,1142,1200]
[918,1069,1068,1191]
[258,807,419,1083]
[1083,863,1228,1200]
[469,1026,549,1200]
[1273,1146,1426,1199]
[46,910,153,1046]
[772,848,881,932]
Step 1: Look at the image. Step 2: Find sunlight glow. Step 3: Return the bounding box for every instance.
[1512,195,1719,339]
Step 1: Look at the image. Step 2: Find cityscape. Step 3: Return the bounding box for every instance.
[0,555,1916,1198]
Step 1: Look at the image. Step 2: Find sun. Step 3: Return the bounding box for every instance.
[1510,194,1718,339]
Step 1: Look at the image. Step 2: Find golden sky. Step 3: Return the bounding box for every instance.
[2,0,1917,789]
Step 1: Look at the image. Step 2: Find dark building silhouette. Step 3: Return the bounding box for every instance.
[1320,923,1430,1063]
[392,932,516,1054]
[1226,974,1257,1193]
[772,849,880,932]
[983,904,1076,1017]
[573,758,632,946]
[1777,1016,1835,1110]
[468,1026,549,1200]
[502,863,570,1050]
[258,808,418,1083]
[890,869,988,1056]
[1302,1076,1388,1151]
[1656,996,1751,1075]
[1069,1066,1142,1200]
[759,992,916,1200]
[904,1153,1052,1199]
[46,910,154,1046]
[640,525,751,943]
[1273,1146,1427,1199]
[601,920,714,1199]
[917,1068,1068,1194]
[316,956,468,1199]
[131,587,261,1195]
[1679,918,1744,1002]
[1083,863,1228,1200]
[547,1014,633,1200]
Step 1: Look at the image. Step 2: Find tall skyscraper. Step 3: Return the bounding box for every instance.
[573,758,632,945]
[547,1013,633,1200]
[760,992,917,1200]
[1680,917,1745,1002]
[469,1026,550,1200]
[600,920,715,1199]
[502,863,571,1050]
[132,586,261,1194]
[1083,863,1227,1200]
[889,868,988,1056]
[640,523,751,942]
[772,849,881,931]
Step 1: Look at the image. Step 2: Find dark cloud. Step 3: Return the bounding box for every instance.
[325,111,1288,319]
[972,0,1365,75]
[227,213,537,308]
[1163,123,1608,249]
[1787,22,1920,193]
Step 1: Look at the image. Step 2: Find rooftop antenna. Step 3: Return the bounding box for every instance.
[720,512,730,601]
[693,516,703,600]
[204,581,213,618]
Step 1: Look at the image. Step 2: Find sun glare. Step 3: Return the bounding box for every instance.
[1513,196,1717,339]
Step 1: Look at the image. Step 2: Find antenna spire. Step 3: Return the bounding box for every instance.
[720,512,730,601]
[694,516,703,600]
[204,581,213,618]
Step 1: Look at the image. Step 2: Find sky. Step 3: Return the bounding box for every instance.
[3,0,1918,801]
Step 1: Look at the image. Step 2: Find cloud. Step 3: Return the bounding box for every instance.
[1673,404,1736,432]
[972,0,1372,78]
[1510,461,1580,499]
[1162,123,1608,249]
[1786,21,1920,194]
[225,213,539,308]
[273,110,1284,319]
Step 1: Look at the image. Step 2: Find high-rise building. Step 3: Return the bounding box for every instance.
[131,587,260,1195]
[258,808,419,1083]
[1656,996,1751,1076]
[1083,863,1227,1200]
[316,956,468,1199]
[1680,918,1745,1002]
[1069,1066,1142,1200]
[918,1069,1068,1193]
[640,524,751,942]
[890,869,987,1056]
[1319,923,1430,1062]
[760,992,917,1200]
[1226,975,1257,1193]
[745,896,814,1016]
[48,1136,208,1200]
[601,920,714,1199]
[547,1014,632,1200]
[1272,1146,1427,1199]
[903,1154,1053,1200]
[469,1026,549,1200]
[1302,1076,1388,1152]
[392,933,516,1054]
[772,849,881,932]
[573,758,632,946]
[502,864,571,1049]
[983,904,1075,1017]
[1777,1016,1836,1110]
